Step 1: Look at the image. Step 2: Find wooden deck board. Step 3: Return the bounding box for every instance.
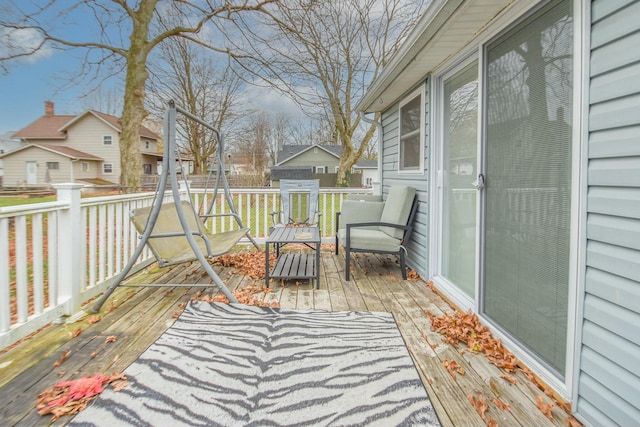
[0,250,573,427]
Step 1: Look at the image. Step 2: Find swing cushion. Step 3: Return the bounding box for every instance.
[130,201,249,267]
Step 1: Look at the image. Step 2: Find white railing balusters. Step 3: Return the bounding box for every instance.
[48,211,58,307]
[0,217,9,333]
[32,212,44,314]
[0,185,373,350]
[15,215,28,323]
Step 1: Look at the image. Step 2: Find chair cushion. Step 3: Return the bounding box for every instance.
[379,186,416,239]
[338,200,385,230]
[338,228,402,253]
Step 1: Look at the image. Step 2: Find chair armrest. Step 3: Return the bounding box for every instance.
[346,221,410,233]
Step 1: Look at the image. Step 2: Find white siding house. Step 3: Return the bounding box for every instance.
[1,101,161,188]
[357,1,640,426]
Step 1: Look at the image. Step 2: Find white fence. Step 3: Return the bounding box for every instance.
[0,184,372,351]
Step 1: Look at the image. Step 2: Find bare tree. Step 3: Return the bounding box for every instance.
[1,0,275,192]
[80,86,123,116]
[149,35,247,174]
[229,0,425,186]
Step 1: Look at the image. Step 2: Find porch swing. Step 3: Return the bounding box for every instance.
[90,101,258,313]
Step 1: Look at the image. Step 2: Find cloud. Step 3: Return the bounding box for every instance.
[0,27,53,62]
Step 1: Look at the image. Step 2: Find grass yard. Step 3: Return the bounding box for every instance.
[0,196,57,208]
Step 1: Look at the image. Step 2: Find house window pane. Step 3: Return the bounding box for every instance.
[143,164,152,175]
[482,0,573,375]
[441,61,478,297]
[399,91,423,171]
[103,163,113,174]
[82,162,89,171]
[46,162,60,170]
[103,136,112,145]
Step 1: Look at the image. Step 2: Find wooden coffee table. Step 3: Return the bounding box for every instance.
[265,226,320,289]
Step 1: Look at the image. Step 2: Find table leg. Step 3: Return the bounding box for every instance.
[265,242,270,288]
[315,241,320,289]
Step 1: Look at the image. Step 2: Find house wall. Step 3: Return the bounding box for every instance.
[380,79,430,279]
[281,148,339,170]
[72,160,103,181]
[577,0,640,425]
[64,115,121,180]
[1,147,72,187]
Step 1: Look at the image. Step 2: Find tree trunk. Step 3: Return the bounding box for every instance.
[118,4,153,193]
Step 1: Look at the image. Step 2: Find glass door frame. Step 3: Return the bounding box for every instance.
[429,54,481,312]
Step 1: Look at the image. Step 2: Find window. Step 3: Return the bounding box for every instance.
[143,164,152,175]
[103,163,113,174]
[103,135,112,145]
[82,162,89,171]
[314,166,326,174]
[145,141,149,150]
[46,162,60,170]
[398,88,424,172]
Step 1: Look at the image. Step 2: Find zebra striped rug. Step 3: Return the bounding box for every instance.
[70,302,440,426]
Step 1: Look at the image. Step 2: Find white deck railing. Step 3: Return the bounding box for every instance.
[0,184,372,351]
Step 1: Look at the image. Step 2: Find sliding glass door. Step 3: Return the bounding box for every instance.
[435,0,573,376]
[482,0,573,375]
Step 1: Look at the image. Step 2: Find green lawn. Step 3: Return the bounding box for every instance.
[0,196,57,208]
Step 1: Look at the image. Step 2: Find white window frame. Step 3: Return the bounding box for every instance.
[82,162,89,171]
[103,135,112,145]
[314,166,326,174]
[46,162,60,170]
[398,86,425,174]
[103,163,113,174]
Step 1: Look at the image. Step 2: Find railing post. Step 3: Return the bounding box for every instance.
[53,183,84,316]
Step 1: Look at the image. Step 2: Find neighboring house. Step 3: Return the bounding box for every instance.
[0,131,21,182]
[356,1,639,426]
[271,144,378,187]
[1,101,161,188]
[353,159,378,188]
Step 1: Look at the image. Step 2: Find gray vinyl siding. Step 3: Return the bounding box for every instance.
[380,78,430,279]
[578,0,640,425]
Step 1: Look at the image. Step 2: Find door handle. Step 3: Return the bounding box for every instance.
[473,173,485,190]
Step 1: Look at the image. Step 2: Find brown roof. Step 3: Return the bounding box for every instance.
[12,115,75,139]
[13,110,160,141]
[89,110,159,140]
[37,143,102,160]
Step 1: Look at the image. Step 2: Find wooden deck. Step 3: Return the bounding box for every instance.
[0,246,576,426]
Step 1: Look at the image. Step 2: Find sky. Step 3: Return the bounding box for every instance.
[0,2,303,137]
[0,48,88,134]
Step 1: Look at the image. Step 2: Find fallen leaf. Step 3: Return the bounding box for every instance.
[487,419,499,427]
[500,374,517,385]
[53,351,71,368]
[71,328,82,338]
[87,316,101,325]
[536,395,555,421]
[492,397,511,412]
[566,416,582,427]
[468,394,490,420]
[444,359,465,380]
[105,336,117,343]
[36,373,127,421]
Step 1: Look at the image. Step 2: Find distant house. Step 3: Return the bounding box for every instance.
[355,1,640,426]
[0,131,21,183]
[1,101,161,188]
[271,144,378,187]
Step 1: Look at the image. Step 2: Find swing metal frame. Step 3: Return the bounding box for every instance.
[90,101,257,313]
